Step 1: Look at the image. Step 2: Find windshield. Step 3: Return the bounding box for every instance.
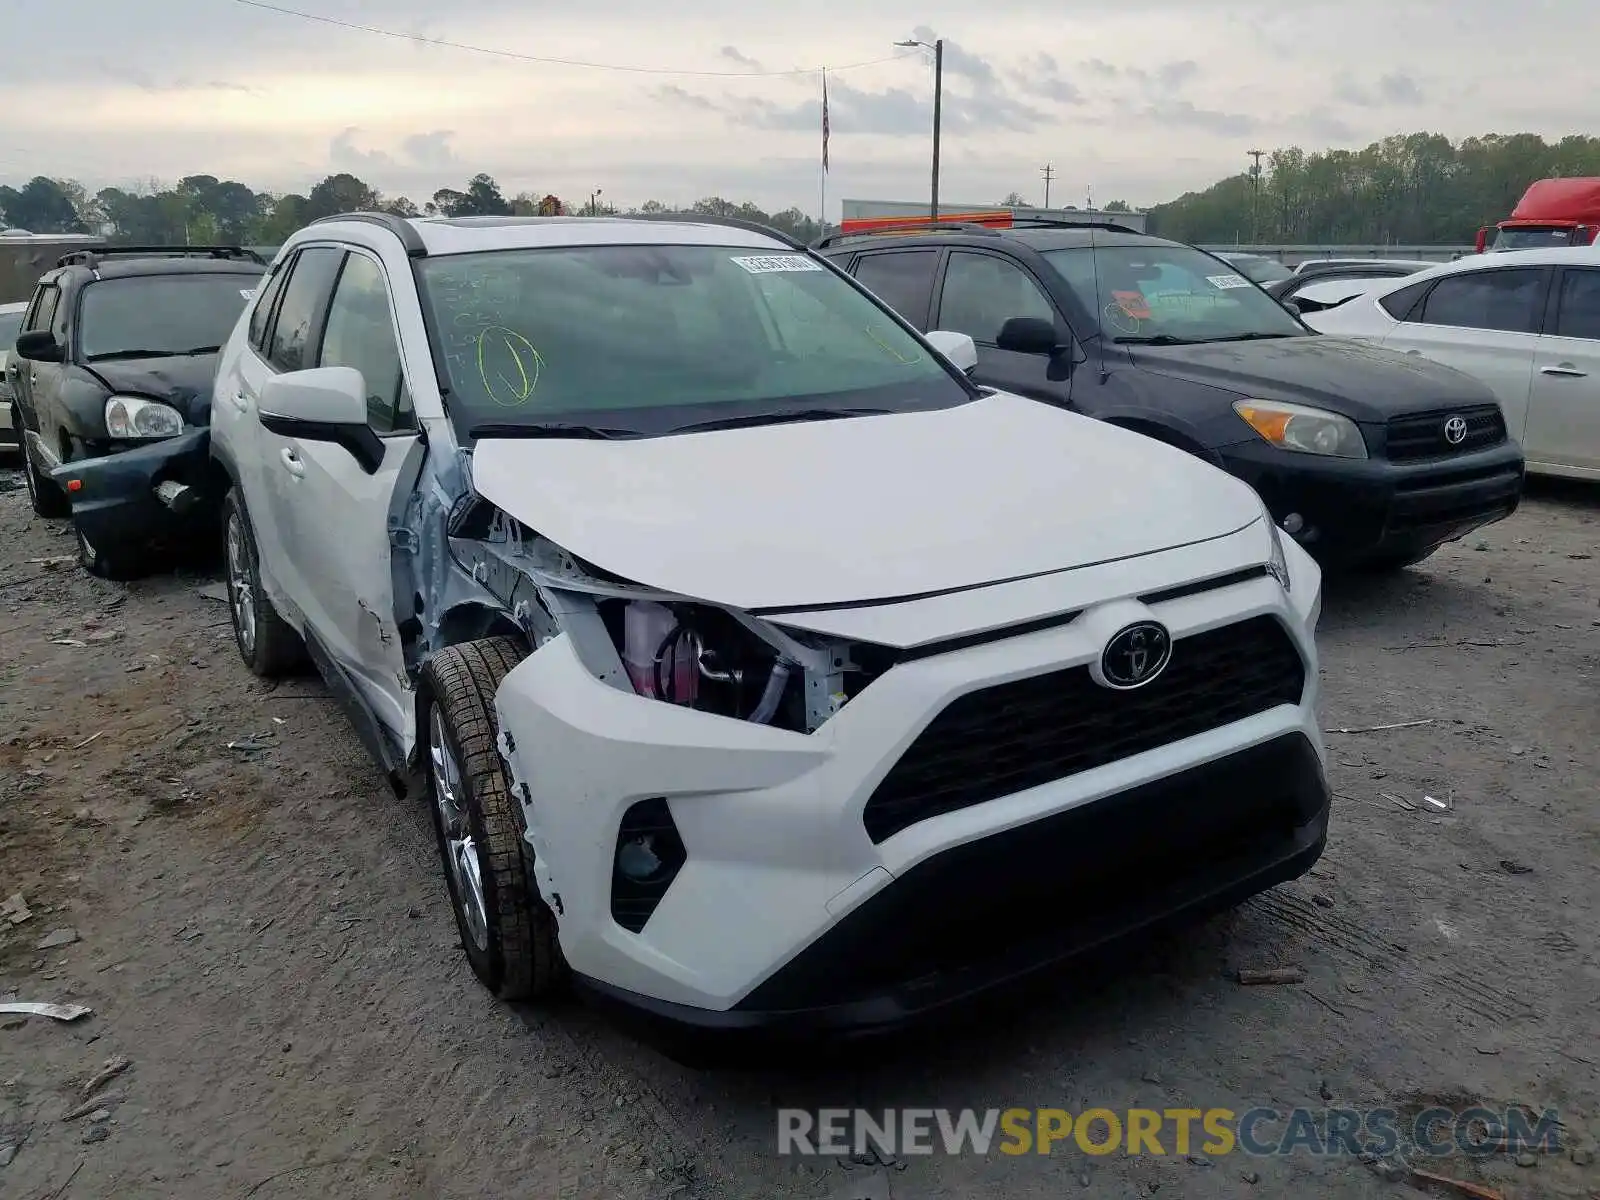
[1223,254,1293,284]
[1490,226,1589,251]
[1045,245,1307,343]
[417,243,967,436]
[0,310,22,353]
[78,273,260,360]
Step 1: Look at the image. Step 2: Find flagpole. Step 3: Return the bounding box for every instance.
[819,68,828,238]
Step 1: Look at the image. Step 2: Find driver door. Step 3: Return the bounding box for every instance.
[263,248,421,748]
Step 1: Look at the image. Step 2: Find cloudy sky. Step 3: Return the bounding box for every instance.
[4,0,1597,217]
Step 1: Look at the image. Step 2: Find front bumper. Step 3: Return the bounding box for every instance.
[50,428,217,546]
[493,548,1327,1034]
[1218,437,1525,564]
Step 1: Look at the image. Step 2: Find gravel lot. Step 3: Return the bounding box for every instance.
[1,465,1596,1200]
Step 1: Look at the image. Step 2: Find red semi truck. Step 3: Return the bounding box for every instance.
[1476,178,1600,252]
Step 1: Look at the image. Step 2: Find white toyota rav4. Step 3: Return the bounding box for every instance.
[210,212,1329,1036]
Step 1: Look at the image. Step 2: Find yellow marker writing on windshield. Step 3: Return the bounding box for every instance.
[476,326,544,407]
[863,324,917,364]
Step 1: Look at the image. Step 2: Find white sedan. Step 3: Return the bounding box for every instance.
[1306,245,1600,480]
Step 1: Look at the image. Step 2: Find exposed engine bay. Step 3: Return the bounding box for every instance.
[444,496,898,734]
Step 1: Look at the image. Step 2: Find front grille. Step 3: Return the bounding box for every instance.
[861,616,1306,842]
[1385,405,1505,461]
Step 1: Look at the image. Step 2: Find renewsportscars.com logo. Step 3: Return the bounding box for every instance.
[777,1106,1564,1159]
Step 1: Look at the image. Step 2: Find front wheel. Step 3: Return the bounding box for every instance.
[422,637,564,1001]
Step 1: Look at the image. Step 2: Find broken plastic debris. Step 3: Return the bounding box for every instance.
[196,582,230,602]
[0,1002,92,1022]
[49,638,88,648]
[1423,795,1451,810]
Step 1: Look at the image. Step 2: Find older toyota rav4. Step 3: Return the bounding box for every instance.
[210,212,1329,1036]
[820,221,1525,571]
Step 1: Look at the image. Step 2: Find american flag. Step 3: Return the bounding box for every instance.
[821,71,830,173]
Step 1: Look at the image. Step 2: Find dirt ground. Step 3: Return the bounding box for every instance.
[0,461,1596,1200]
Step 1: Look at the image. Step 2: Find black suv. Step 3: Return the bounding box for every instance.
[7,246,265,578]
[818,221,1525,570]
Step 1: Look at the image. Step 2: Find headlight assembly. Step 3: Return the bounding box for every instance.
[105,396,184,439]
[1233,399,1367,459]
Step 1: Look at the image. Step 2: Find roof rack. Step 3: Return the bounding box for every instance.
[1003,217,1144,235]
[56,245,266,269]
[622,212,806,251]
[309,211,428,257]
[812,221,1003,250]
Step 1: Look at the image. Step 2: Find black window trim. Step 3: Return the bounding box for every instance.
[249,254,295,357]
[26,284,61,336]
[262,243,347,375]
[932,245,1070,349]
[1546,265,1600,341]
[849,246,943,330]
[1401,264,1553,335]
[310,245,418,436]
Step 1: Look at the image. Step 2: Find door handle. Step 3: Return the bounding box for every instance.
[1540,363,1587,377]
[230,391,250,412]
[279,447,305,478]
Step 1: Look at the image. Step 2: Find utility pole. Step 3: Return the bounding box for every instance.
[895,36,944,221]
[1086,184,1093,210]
[1248,149,1264,243]
[1041,163,1055,208]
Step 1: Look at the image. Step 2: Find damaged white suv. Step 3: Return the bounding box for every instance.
[210,212,1330,1035]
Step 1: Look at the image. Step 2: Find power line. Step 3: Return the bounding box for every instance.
[231,0,916,77]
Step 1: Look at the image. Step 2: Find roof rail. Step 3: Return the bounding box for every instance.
[812,221,1003,251]
[620,211,805,251]
[55,245,266,269]
[1003,217,1144,235]
[309,211,428,257]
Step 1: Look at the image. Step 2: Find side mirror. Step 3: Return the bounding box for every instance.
[1280,298,1302,316]
[995,316,1061,355]
[925,329,979,374]
[14,330,62,363]
[257,366,383,473]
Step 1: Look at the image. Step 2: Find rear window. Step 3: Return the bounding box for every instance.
[78,273,262,361]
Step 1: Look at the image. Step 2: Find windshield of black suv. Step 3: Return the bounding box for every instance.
[1044,245,1308,344]
[417,243,970,436]
[78,273,260,361]
[1490,226,1587,251]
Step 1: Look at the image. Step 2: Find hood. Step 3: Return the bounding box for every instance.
[81,354,220,425]
[470,392,1264,612]
[1125,335,1495,422]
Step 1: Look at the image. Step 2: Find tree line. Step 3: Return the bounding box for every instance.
[0,171,822,247]
[1147,133,1600,245]
[4,132,1597,247]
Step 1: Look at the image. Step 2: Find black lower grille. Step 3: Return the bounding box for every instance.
[862,616,1306,842]
[1385,405,1505,460]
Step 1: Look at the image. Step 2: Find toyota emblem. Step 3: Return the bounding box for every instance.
[1099,622,1173,690]
[1443,415,1468,445]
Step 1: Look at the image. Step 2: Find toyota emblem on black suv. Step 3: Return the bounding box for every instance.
[1443,415,1468,445]
[1100,622,1173,689]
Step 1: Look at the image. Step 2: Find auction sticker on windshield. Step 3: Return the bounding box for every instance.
[1207,274,1251,289]
[731,255,824,274]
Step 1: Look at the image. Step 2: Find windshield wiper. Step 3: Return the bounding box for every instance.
[469,421,641,440]
[1112,334,1200,345]
[1203,332,1300,343]
[85,349,182,361]
[667,407,892,435]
